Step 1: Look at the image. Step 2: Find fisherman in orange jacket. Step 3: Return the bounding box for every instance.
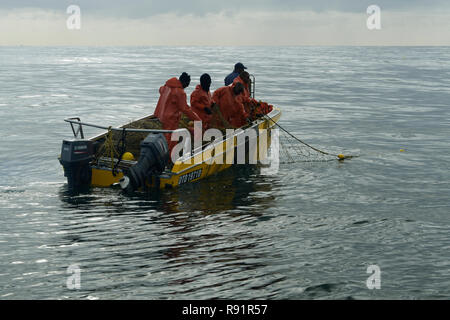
[231,71,273,117]
[232,71,253,115]
[232,71,251,101]
[153,72,201,154]
[190,73,213,130]
[212,82,249,128]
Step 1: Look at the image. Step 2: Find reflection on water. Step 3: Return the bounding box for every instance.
[54,166,284,299]
[58,166,276,215]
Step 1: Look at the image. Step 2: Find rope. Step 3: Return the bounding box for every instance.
[262,113,357,161]
[112,128,127,176]
[96,126,120,171]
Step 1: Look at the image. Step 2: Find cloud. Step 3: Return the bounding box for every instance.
[1,8,450,46]
[0,1,449,17]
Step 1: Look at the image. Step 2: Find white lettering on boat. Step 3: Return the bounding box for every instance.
[179,169,202,185]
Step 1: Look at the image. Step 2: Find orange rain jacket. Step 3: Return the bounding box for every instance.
[232,76,251,101]
[232,76,255,115]
[212,86,248,128]
[231,77,274,118]
[190,84,212,129]
[154,77,201,153]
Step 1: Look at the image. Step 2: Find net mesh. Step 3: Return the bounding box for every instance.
[278,131,339,163]
[263,114,358,164]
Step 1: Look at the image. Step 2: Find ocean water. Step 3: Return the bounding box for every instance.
[0,46,449,300]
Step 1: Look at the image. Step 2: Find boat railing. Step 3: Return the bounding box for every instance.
[188,110,278,158]
[65,107,279,163]
[250,74,256,99]
[64,117,190,139]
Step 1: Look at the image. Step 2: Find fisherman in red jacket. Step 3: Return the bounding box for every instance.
[212,82,249,129]
[232,71,251,101]
[154,72,201,154]
[232,71,253,115]
[232,71,273,117]
[190,73,213,130]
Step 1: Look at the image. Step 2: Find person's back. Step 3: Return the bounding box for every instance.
[212,83,248,128]
[232,71,251,100]
[155,77,184,127]
[224,71,239,86]
[156,79,199,128]
[154,72,201,154]
[190,74,213,129]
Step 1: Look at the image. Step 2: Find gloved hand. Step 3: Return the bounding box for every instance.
[204,107,212,115]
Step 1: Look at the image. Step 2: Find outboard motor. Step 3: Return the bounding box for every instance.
[120,133,169,193]
[59,139,94,191]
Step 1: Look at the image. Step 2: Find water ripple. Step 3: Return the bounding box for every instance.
[1,46,449,299]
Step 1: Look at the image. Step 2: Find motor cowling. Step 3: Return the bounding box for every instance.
[120,133,168,193]
[59,139,94,191]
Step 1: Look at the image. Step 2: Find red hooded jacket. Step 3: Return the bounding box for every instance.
[153,78,201,156]
[232,76,250,99]
[154,77,200,129]
[190,84,212,128]
[212,86,248,128]
[232,76,254,112]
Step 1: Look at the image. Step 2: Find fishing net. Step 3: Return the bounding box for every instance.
[95,117,163,161]
[262,114,358,164]
[180,103,233,131]
[278,129,341,163]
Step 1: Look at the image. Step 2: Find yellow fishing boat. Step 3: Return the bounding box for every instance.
[59,107,281,193]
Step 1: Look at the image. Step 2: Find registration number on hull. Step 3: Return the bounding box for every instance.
[178,169,203,185]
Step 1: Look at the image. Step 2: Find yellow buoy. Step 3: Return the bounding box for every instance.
[338,154,345,160]
[122,152,135,161]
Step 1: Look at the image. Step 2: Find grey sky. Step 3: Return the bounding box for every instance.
[1,1,449,45]
[2,0,450,17]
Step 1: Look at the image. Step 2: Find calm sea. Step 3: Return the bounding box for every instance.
[0,46,449,299]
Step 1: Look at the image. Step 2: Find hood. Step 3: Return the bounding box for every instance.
[165,77,183,88]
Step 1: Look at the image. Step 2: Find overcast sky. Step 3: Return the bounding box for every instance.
[1,0,449,45]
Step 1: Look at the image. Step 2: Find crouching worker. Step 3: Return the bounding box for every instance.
[212,82,250,129]
[190,73,213,130]
[153,72,201,158]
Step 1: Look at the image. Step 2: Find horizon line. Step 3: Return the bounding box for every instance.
[2,44,450,47]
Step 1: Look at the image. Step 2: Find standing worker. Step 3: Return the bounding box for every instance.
[224,62,247,86]
[190,73,213,130]
[153,72,201,155]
